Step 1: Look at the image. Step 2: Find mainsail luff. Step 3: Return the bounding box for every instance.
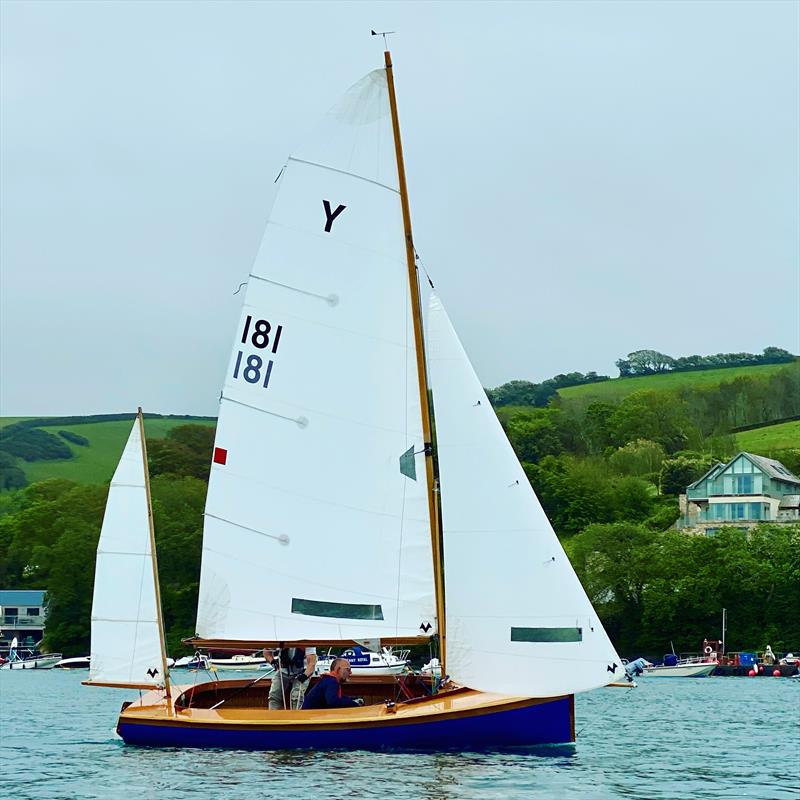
[383,49,447,673]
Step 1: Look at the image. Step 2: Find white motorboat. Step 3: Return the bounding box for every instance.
[0,639,62,670]
[55,656,91,669]
[209,654,273,672]
[316,646,409,676]
[643,655,716,678]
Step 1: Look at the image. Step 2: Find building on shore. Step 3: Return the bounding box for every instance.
[678,452,800,535]
[0,589,47,652]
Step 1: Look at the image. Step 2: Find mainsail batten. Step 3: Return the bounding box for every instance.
[427,294,623,697]
[196,67,436,644]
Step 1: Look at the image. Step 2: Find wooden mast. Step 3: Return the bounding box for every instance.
[384,50,447,675]
[137,407,172,705]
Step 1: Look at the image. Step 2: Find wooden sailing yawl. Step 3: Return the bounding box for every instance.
[85,52,623,749]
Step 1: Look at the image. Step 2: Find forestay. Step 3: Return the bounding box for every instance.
[427,295,623,696]
[87,420,164,688]
[196,69,435,643]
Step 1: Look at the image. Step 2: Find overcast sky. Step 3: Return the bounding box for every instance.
[1,0,798,417]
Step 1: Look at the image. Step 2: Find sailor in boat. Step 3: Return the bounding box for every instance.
[301,657,363,710]
[263,646,317,709]
[763,645,776,665]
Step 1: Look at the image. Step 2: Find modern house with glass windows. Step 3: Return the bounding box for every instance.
[678,452,800,534]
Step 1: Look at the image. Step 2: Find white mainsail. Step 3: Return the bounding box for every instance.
[196,68,435,643]
[87,419,166,688]
[427,294,623,696]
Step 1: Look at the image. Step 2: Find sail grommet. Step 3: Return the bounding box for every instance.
[278,534,290,546]
[326,294,339,306]
[296,416,309,428]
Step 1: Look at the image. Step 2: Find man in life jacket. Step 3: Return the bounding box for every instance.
[302,657,364,710]
[263,646,317,710]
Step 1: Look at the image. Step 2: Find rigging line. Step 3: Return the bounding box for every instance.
[288,156,399,194]
[204,512,289,545]
[412,245,435,290]
[233,280,248,296]
[248,273,338,306]
[219,395,308,428]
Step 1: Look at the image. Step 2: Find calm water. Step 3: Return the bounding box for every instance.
[1,671,798,799]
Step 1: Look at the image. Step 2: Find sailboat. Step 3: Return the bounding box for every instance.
[86,51,622,749]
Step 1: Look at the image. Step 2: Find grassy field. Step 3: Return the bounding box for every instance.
[557,362,797,405]
[2,417,216,485]
[735,420,800,454]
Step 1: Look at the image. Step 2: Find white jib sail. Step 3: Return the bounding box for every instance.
[88,420,165,687]
[196,68,435,643]
[427,295,623,696]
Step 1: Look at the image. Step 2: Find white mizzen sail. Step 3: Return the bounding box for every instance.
[87,418,166,688]
[196,68,435,644]
[427,294,623,696]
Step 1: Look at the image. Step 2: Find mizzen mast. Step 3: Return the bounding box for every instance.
[383,50,447,675]
[138,407,172,704]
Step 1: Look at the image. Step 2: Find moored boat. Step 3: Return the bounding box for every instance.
[643,655,716,678]
[316,647,409,677]
[0,639,62,670]
[55,656,91,669]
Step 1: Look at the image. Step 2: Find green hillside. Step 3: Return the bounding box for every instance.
[1,416,216,485]
[735,420,800,454]
[557,362,797,406]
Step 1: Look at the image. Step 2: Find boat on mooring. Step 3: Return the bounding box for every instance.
[84,51,623,750]
[0,638,62,670]
[643,654,716,678]
[55,656,91,669]
[316,647,409,677]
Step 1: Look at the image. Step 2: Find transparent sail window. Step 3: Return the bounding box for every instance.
[511,627,583,643]
[291,598,385,620]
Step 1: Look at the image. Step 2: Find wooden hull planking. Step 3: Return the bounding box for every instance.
[115,680,575,750]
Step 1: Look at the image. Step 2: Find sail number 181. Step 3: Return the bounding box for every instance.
[232,315,283,390]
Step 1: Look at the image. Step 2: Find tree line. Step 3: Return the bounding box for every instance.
[615,346,794,377]
[1,358,798,659]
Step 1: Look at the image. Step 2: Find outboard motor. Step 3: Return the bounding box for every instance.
[625,657,648,678]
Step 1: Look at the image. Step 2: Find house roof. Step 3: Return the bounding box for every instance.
[743,453,800,485]
[0,590,46,606]
[688,462,725,490]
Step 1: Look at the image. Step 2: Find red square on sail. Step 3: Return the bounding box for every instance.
[213,447,228,465]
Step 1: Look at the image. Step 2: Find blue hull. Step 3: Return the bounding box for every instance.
[118,696,574,750]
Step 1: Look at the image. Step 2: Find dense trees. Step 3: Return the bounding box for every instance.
[1,351,797,659]
[567,523,800,655]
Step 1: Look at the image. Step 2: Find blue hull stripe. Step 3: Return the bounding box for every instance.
[118,696,573,750]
